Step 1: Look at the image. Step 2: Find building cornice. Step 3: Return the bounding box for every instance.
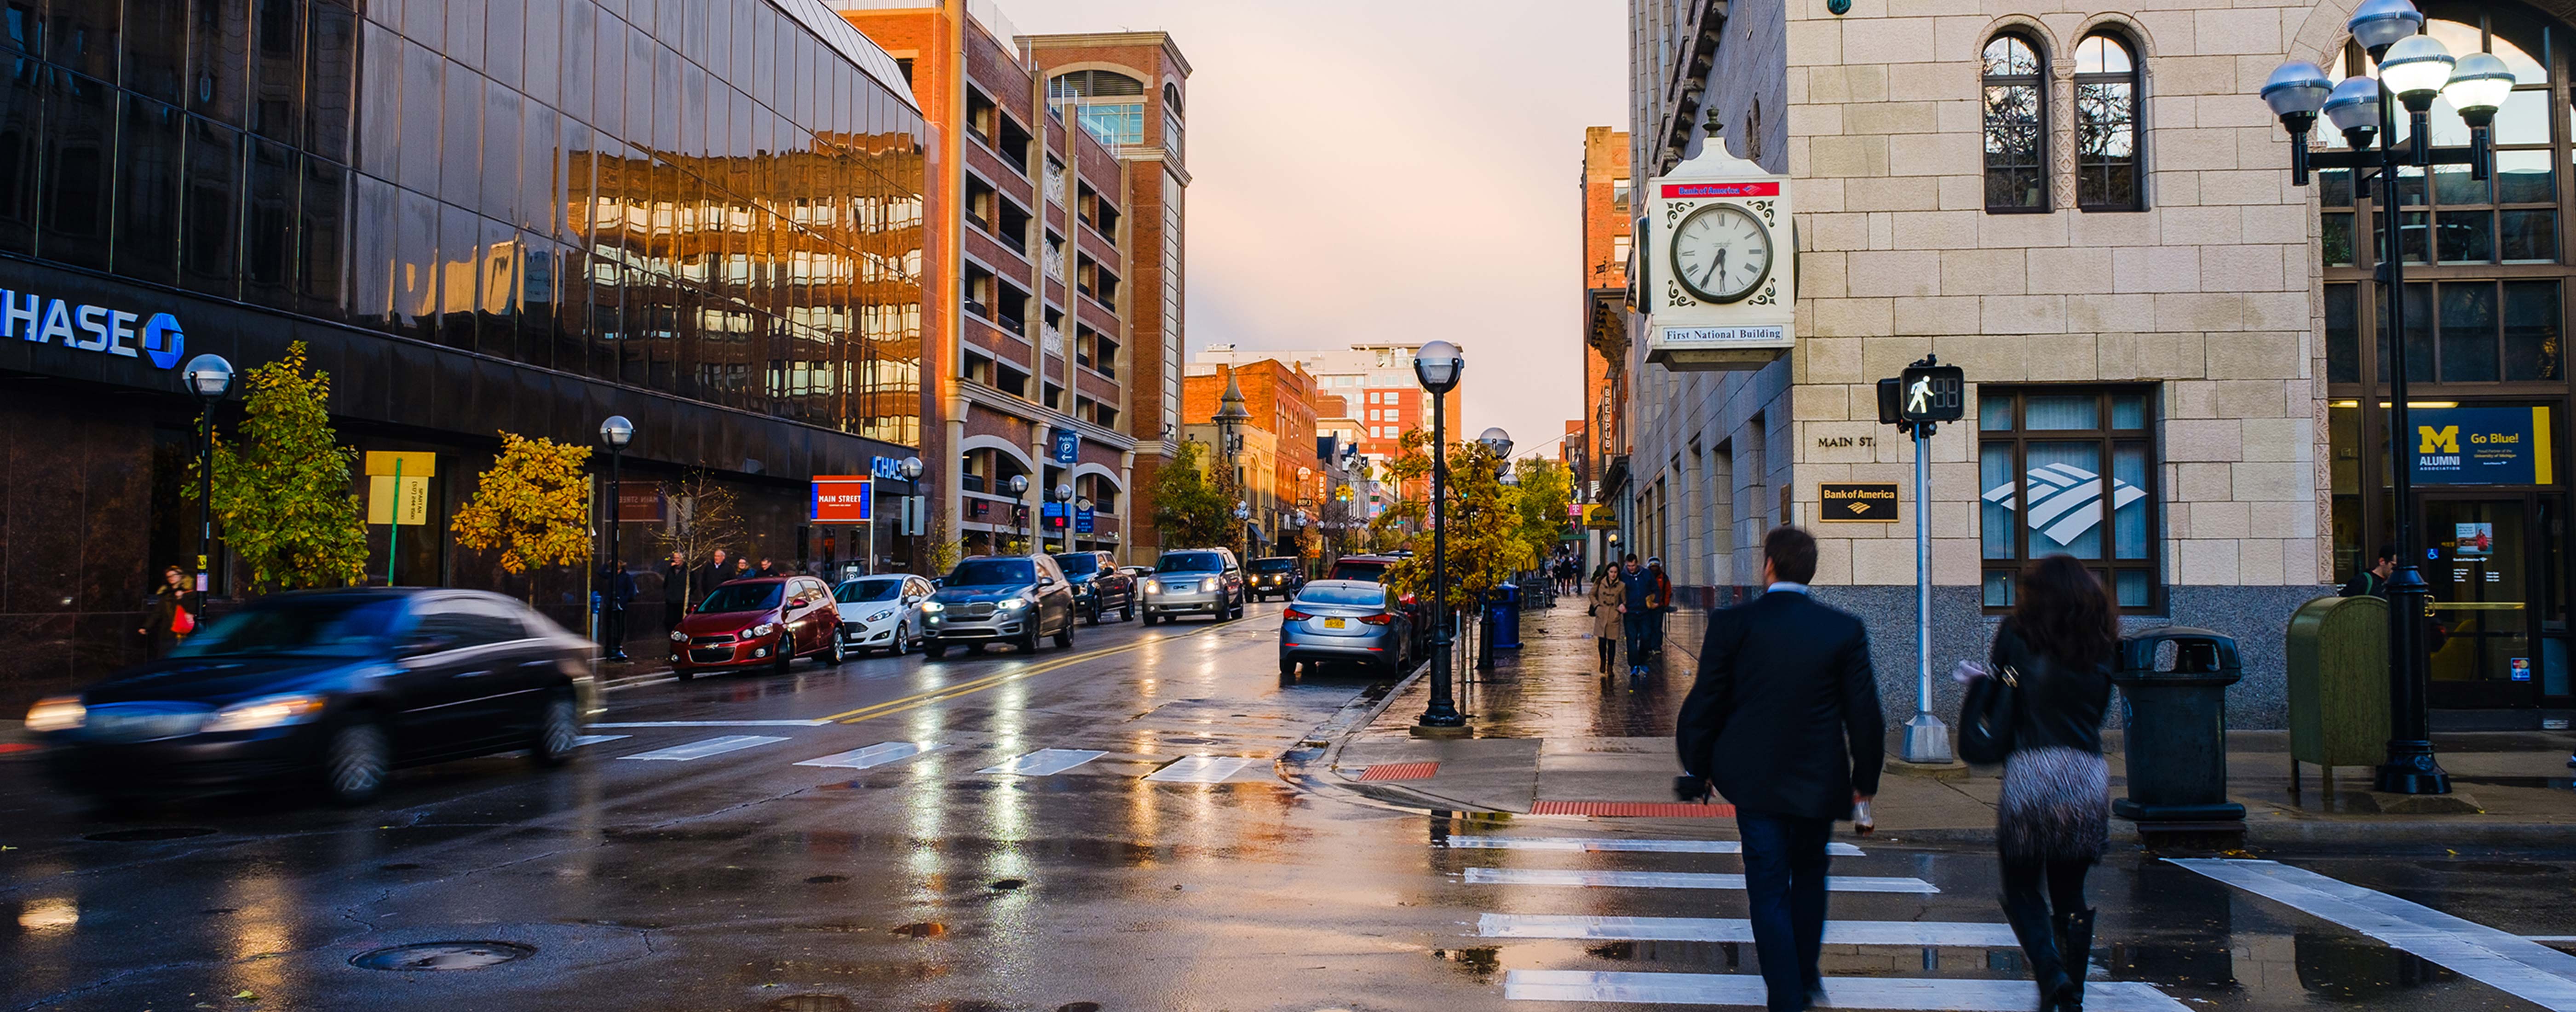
[959,382,1139,452]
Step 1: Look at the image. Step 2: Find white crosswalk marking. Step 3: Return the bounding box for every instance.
[1479,914,2017,946]
[2174,858,2576,1012]
[1502,972,2189,1011]
[794,741,941,770]
[977,748,1107,776]
[571,734,630,748]
[618,735,788,761]
[1143,755,1264,782]
[1444,836,1863,857]
[1465,867,1938,894]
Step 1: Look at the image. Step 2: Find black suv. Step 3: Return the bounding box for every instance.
[1247,556,1305,601]
[1052,550,1136,624]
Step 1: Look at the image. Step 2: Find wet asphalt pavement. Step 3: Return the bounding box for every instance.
[8,600,2576,1011]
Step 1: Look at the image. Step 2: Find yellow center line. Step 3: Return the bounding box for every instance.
[821,624,1239,724]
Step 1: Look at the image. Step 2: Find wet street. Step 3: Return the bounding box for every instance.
[9,601,2576,1011]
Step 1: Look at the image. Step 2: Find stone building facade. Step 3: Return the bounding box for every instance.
[1625,0,2576,725]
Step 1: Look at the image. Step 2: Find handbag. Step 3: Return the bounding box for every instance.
[1957,662,2020,765]
[171,602,196,636]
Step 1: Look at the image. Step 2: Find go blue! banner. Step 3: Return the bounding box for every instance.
[2410,407,2555,485]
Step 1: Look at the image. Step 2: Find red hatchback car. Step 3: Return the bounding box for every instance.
[668,576,845,680]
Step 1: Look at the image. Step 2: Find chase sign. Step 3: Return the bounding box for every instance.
[3,288,185,368]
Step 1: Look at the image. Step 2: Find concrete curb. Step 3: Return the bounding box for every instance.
[1276,660,1495,815]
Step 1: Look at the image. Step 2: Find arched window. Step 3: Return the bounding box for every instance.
[2074,32,2142,211]
[1048,69,1146,146]
[1982,32,2048,212]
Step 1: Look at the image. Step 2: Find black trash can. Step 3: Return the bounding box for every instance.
[1489,583,1523,650]
[2111,628,2246,827]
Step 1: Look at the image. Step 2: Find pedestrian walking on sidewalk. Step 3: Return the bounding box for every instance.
[1981,555,2116,1012]
[1588,562,1625,675]
[1675,526,1884,1012]
[1616,554,1656,677]
[660,552,688,633]
[1644,556,1673,657]
[599,559,638,662]
[138,565,196,659]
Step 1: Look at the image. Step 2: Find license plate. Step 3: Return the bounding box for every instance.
[1324,618,1346,629]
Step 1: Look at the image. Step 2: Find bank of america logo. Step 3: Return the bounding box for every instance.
[1982,464,2145,546]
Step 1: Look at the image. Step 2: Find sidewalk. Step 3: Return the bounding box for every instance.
[1319,593,2576,847]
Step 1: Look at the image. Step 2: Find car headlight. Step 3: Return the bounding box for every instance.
[200,693,328,733]
[920,601,945,613]
[999,597,1030,610]
[1144,580,1161,594]
[25,696,84,733]
[1201,577,1219,592]
[748,622,780,638]
[866,609,896,622]
[670,630,689,642]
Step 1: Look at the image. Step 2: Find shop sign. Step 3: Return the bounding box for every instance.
[1581,504,1621,529]
[870,456,904,480]
[4,289,188,368]
[809,476,872,522]
[2411,407,2555,485]
[1819,483,1900,522]
[1076,506,1095,534]
[616,483,665,523]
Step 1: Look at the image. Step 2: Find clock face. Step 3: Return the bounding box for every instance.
[1670,203,1773,304]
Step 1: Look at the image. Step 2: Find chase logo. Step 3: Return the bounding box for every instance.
[2,288,186,369]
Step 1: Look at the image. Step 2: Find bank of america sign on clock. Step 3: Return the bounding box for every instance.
[1641,140,1794,371]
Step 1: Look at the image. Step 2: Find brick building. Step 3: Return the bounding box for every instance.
[841,2,1189,560]
[1199,343,1461,524]
[1183,359,1320,554]
[1579,126,1633,569]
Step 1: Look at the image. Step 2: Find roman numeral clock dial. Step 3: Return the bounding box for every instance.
[1670,203,1772,304]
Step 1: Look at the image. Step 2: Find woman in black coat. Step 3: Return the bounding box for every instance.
[1986,555,2116,1012]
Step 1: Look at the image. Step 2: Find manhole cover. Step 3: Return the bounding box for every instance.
[84,827,216,842]
[350,941,536,971]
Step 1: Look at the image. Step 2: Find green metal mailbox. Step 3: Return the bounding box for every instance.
[2285,594,2390,795]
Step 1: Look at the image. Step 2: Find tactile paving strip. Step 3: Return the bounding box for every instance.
[1355,761,1440,781]
[1530,800,1737,817]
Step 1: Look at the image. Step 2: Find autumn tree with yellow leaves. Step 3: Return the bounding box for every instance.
[451,432,595,592]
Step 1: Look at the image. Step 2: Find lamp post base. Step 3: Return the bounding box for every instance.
[1901,713,1954,764]
[2374,746,2453,795]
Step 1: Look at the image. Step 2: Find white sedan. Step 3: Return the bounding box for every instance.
[833,574,934,656]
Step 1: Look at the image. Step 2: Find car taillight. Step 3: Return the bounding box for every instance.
[1359,613,1395,625]
[1399,593,1419,606]
[1283,608,1313,621]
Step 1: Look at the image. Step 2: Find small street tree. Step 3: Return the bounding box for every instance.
[1364,428,1432,553]
[451,432,595,590]
[1150,440,1236,551]
[1512,458,1574,565]
[1382,439,1534,625]
[925,516,964,575]
[651,470,749,605]
[186,341,369,593]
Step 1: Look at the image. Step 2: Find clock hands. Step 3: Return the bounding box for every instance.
[1701,247,1726,291]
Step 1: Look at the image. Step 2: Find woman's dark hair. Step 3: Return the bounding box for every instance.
[2010,555,2119,668]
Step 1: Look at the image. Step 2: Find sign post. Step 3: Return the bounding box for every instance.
[365,451,435,586]
[1878,355,1964,765]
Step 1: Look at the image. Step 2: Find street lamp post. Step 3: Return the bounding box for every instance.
[2259,0,2504,794]
[900,455,925,570]
[597,415,635,661]
[183,354,234,615]
[1052,482,1074,554]
[1414,340,1466,728]
[1009,474,1031,554]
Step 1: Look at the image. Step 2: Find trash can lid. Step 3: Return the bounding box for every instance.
[2114,627,2243,684]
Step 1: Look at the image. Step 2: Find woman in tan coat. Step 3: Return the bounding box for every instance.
[1587,562,1625,674]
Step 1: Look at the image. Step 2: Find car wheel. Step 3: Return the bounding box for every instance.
[1279,658,1297,677]
[1053,616,1075,650]
[774,639,796,675]
[1142,612,1157,626]
[1122,599,1135,621]
[529,694,579,768]
[1018,623,1041,654]
[823,632,847,667]
[1085,605,1100,627]
[924,639,947,659]
[320,718,390,805]
[675,668,695,682]
[892,623,911,656]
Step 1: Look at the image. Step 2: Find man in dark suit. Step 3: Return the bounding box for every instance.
[1676,526,1885,1012]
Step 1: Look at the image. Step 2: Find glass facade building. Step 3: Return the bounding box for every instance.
[0,0,930,706]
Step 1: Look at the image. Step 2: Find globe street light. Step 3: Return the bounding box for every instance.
[182,354,233,615]
[2257,0,2501,795]
[1412,339,1465,729]
[1009,473,1031,552]
[598,415,635,661]
[1053,482,1075,553]
[900,455,926,569]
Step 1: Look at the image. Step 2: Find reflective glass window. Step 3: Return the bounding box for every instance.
[180,116,243,297]
[397,37,437,193]
[483,0,522,91]
[481,77,519,224]
[522,0,558,107]
[299,156,346,316]
[114,95,185,284]
[591,8,621,137]
[1981,33,2045,212]
[125,0,187,105]
[0,51,38,253]
[441,63,480,206]
[43,69,114,269]
[2073,33,2140,211]
[50,0,116,82]
[188,0,249,125]
[395,184,438,336]
[243,135,299,307]
[446,0,483,71]
[249,0,300,142]
[438,202,478,348]
[305,1,353,161]
[348,171,395,325]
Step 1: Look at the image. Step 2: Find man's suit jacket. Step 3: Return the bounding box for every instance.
[1675,589,1886,822]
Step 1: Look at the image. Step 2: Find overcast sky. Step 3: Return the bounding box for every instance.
[1006,0,1629,459]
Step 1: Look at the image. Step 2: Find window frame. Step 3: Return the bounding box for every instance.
[1981,30,2052,215]
[1977,385,2164,615]
[2072,31,2145,213]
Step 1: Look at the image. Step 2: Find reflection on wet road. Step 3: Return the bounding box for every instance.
[6,600,2576,1010]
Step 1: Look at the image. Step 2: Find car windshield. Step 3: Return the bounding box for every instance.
[1251,558,1296,571]
[168,596,407,658]
[1156,552,1225,574]
[1297,585,1387,609]
[1328,561,1388,581]
[835,578,902,603]
[699,583,783,613]
[949,559,1036,586]
[1052,554,1101,575]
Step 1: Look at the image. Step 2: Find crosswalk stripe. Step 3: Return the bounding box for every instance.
[1465,867,1938,893]
[977,748,1107,776]
[618,735,789,761]
[572,734,630,748]
[1444,836,1863,857]
[2173,858,2576,1011]
[1502,971,2188,1010]
[1478,914,2017,946]
[794,741,942,770]
[1144,755,1265,782]
[589,719,832,728]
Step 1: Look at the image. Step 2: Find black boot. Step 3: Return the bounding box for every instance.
[2003,897,2069,1012]
[2053,909,2095,1011]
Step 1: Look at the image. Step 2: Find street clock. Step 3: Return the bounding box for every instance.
[1642,138,1795,371]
